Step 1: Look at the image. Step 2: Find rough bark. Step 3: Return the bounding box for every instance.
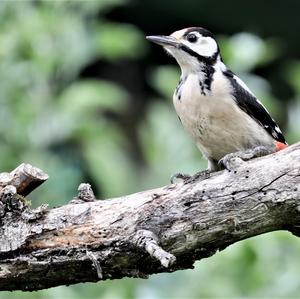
[1,143,300,291]
[0,163,48,197]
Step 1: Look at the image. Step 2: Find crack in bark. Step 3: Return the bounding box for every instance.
[260,171,289,191]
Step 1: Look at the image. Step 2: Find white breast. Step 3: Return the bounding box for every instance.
[173,71,274,161]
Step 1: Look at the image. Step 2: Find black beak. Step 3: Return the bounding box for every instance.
[146,35,179,47]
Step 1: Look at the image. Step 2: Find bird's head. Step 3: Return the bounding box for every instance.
[147,27,220,72]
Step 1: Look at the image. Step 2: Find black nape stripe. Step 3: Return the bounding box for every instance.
[180,28,219,94]
[177,45,218,94]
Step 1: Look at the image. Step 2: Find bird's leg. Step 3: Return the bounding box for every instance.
[170,169,213,184]
[190,169,212,181]
[218,145,275,171]
[170,158,216,184]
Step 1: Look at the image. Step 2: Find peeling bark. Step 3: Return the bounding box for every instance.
[1,143,300,291]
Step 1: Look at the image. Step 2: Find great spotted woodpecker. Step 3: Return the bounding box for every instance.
[147,27,288,181]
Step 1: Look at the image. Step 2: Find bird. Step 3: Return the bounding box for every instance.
[146,27,288,181]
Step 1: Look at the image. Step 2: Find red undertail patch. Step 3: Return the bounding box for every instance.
[275,141,288,152]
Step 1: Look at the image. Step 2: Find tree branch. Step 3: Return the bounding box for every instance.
[1,143,300,291]
[0,163,48,197]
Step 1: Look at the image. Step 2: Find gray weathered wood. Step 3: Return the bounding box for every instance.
[1,143,300,291]
[0,163,48,196]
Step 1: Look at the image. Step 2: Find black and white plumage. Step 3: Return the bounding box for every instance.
[147,27,287,171]
[222,69,286,144]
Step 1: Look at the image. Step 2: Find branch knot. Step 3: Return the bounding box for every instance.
[134,229,176,268]
[72,183,96,203]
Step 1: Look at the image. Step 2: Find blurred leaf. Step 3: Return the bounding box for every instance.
[51,0,128,14]
[285,60,300,95]
[286,102,300,143]
[148,65,180,99]
[139,100,206,187]
[23,149,83,208]
[94,22,147,61]
[81,127,139,197]
[0,3,94,79]
[53,80,130,145]
[220,33,282,72]
[59,80,130,114]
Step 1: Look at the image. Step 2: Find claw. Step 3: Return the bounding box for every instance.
[218,154,244,171]
[218,146,275,171]
[170,173,191,184]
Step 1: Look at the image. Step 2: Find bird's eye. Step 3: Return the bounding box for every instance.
[187,33,198,43]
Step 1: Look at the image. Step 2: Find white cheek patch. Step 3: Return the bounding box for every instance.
[200,39,209,45]
[182,36,218,58]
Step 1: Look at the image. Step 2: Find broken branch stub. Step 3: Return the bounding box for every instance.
[0,163,49,196]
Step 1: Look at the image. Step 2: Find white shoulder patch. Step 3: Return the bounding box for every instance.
[233,75,254,96]
[216,60,227,72]
[233,74,272,112]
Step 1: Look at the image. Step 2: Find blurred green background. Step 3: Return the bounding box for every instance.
[1,0,300,298]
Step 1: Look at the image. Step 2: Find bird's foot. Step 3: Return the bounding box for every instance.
[170,169,212,184]
[191,169,212,181]
[170,172,191,184]
[218,146,275,171]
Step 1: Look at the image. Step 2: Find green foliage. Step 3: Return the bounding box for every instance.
[94,22,147,61]
[220,33,282,72]
[0,1,300,298]
[148,65,180,98]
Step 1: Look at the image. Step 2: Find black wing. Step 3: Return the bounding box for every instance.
[223,69,287,144]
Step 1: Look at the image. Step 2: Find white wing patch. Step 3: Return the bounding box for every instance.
[223,69,287,144]
[233,74,280,128]
[233,74,255,96]
[274,125,282,134]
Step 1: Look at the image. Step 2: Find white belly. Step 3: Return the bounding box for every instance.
[173,73,274,161]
